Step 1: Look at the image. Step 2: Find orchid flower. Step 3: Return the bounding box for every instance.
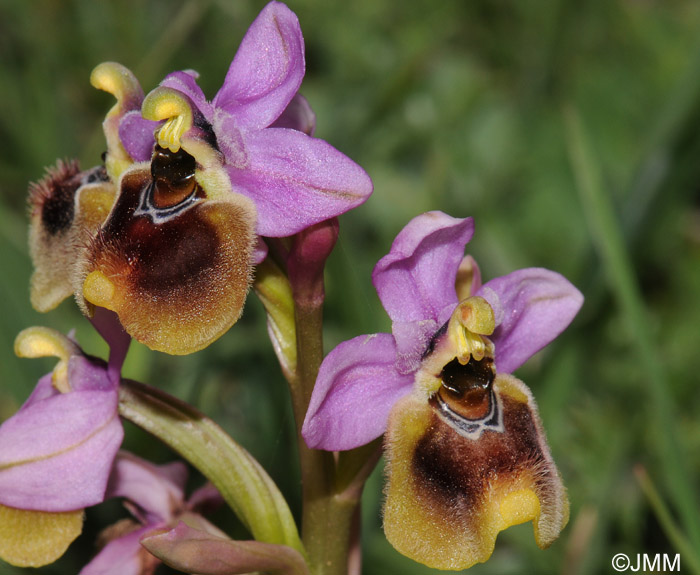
[0,323,127,568]
[28,1,372,356]
[80,451,223,575]
[302,211,583,570]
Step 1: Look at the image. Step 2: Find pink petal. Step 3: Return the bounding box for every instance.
[391,318,440,375]
[106,452,187,524]
[270,93,316,135]
[213,2,305,131]
[80,526,155,575]
[119,110,158,162]
[0,356,122,511]
[302,333,413,451]
[373,211,473,323]
[231,128,372,237]
[0,388,122,511]
[477,267,584,373]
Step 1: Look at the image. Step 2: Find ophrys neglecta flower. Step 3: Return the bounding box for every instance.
[302,211,583,570]
[28,1,372,355]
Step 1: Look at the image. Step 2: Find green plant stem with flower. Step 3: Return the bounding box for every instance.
[258,229,375,575]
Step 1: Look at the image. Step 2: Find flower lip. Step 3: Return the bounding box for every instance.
[78,145,257,355]
[384,374,569,570]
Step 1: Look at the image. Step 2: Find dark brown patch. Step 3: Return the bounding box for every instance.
[412,395,545,512]
[29,160,81,236]
[436,357,495,420]
[150,146,198,209]
[91,169,219,297]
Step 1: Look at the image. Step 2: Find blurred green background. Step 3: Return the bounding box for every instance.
[2,0,700,573]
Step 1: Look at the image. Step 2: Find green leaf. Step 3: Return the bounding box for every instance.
[253,258,297,380]
[118,379,305,556]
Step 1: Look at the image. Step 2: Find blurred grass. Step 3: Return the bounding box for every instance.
[2,0,700,573]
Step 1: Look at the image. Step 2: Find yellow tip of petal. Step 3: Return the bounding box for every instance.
[498,488,541,528]
[14,327,80,393]
[0,504,83,567]
[14,326,76,361]
[142,87,194,152]
[90,62,142,114]
[447,296,495,363]
[456,296,495,335]
[83,270,117,311]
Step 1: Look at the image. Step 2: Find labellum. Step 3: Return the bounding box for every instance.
[383,301,569,570]
[78,144,256,355]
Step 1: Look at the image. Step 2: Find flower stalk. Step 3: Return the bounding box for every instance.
[287,222,362,575]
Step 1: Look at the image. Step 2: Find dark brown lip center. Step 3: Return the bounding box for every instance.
[150,146,198,209]
[436,356,495,420]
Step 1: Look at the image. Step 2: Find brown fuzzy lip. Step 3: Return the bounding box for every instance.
[87,168,219,297]
[413,393,546,512]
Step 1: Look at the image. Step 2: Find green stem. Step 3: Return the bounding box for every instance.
[293,302,357,575]
[564,106,700,549]
[262,224,377,575]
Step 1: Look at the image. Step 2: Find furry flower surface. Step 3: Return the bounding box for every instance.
[302,211,583,569]
[31,1,372,355]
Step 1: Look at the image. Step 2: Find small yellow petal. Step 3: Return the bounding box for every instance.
[90,62,142,115]
[83,270,117,311]
[91,62,144,180]
[0,504,83,567]
[446,296,495,364]
[14,326,77,361]
[14,327,80,393]
[456,296,495,336]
